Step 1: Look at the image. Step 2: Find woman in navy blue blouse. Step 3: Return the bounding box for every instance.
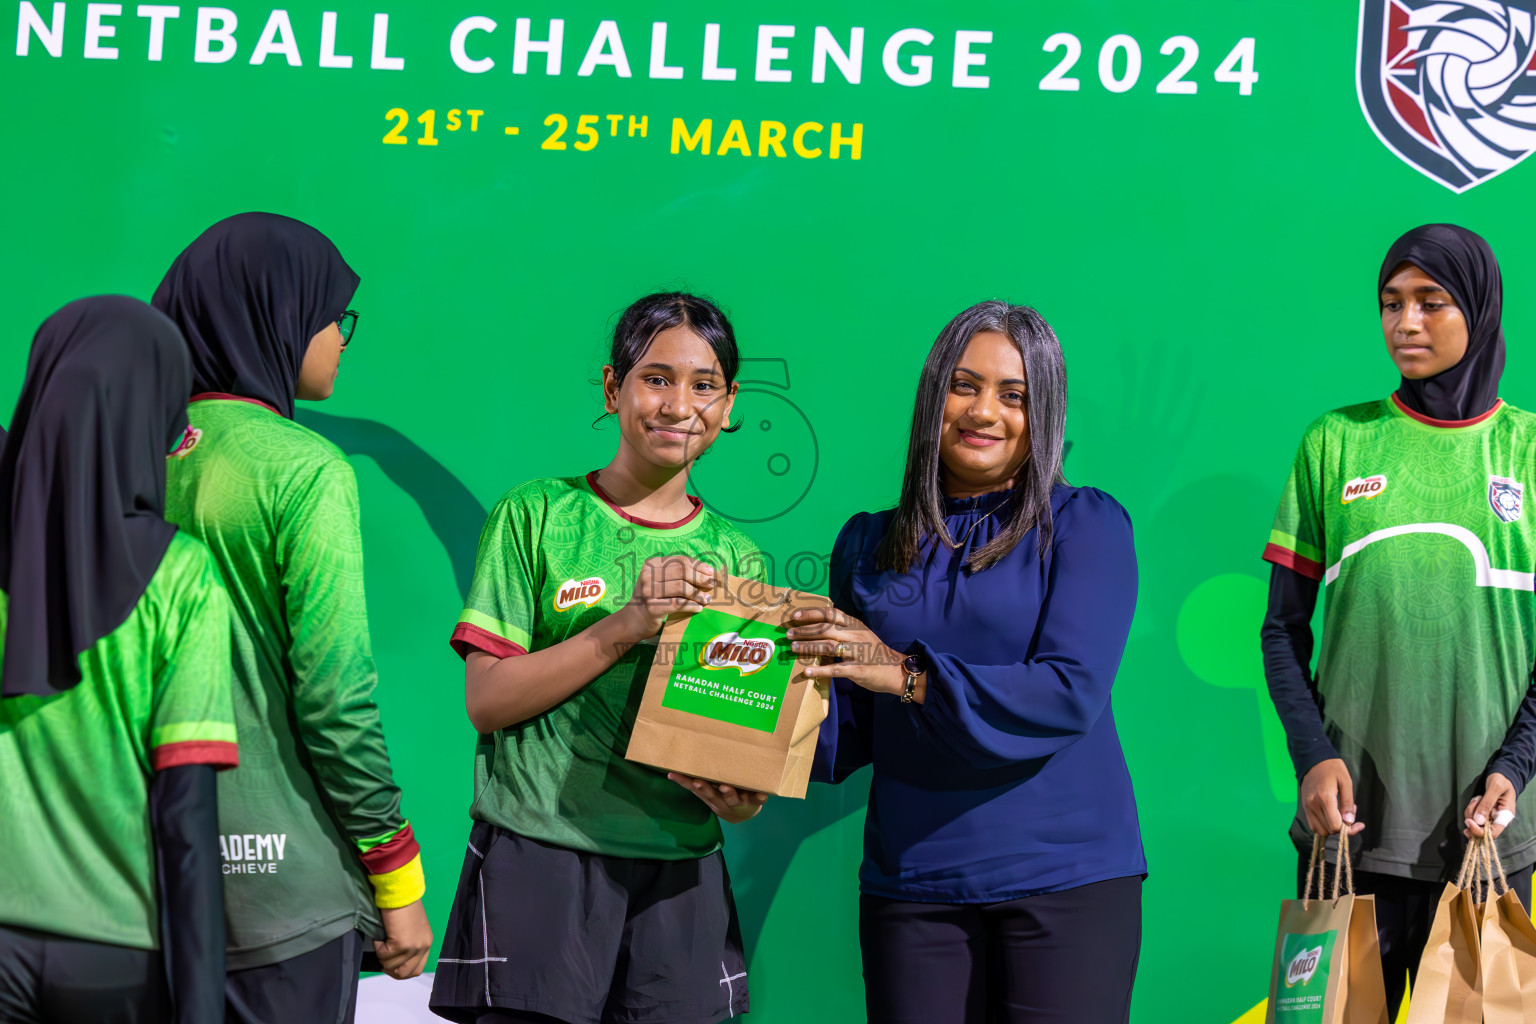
[790,301,1144,1023]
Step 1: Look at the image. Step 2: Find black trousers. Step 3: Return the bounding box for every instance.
[859,875,1143,1024]
[225,929,366,1024]
[0,924,168,1024]
[1296,855,1535,1020]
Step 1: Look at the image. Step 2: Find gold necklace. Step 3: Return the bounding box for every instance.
[957,505,1001,547]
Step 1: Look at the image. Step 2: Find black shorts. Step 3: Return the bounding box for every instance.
[429,822,749,1024]
[0,924,167,1024]
[225,929,366,1024]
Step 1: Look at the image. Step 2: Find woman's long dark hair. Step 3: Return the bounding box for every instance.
[878,301,1068,573]
[599,291,741,433]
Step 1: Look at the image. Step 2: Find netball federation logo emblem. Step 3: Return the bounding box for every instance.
[1357,1,1536,192]
[1490,475,1524,522]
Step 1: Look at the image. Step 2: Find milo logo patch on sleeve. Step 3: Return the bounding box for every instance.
[1273,930,1337,1021]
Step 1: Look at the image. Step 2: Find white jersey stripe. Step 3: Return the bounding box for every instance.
[1324,522,1535,590]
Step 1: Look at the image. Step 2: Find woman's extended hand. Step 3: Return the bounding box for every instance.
[786,607,914,700]
[668,773,769,824]
[1465,772,1517,839]
[617,556,718,642]
[1299,758,1365,837]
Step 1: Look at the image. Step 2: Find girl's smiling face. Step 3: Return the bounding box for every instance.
[604,326,737,470]
[1382,262,1470,380]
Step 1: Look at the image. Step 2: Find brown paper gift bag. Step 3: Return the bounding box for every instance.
[624,572,830,798]
[1477,836,1536,1024]
[1267,832,1389,1024]
[1405,839,1494,1024]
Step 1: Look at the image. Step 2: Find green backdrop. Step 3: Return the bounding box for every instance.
[4,2,1533,1020]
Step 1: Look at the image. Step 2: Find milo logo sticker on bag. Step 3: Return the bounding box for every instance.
[701,632,776,675]
[1273,930,1337,1021]
[659,606,794,733]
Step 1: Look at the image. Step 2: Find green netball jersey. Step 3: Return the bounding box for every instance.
[452,473,766,860]
[1265,395,1536,877]
[166,396,419,968]
[0,533,237,949]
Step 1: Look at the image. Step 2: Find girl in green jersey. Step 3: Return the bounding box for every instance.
[0,296,237,1024]
[432,293,769,1024]
[156,213,432,1023]
[1262,224,1536,1016]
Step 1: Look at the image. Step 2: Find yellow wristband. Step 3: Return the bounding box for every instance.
[367,853,426,910]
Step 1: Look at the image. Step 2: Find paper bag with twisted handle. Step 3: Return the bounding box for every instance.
[624,572,829,798]
[1266,832,1388,1024]
[1405,839,1493,1024]
[1476,835,1536,1024]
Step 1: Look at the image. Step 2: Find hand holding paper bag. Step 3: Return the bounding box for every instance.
[625,571,831,798]
[1300,759,1366,839]
[667,773,770,823]
[1462,771,1517,841]
[616,555,720,639]
[788,606,914,699]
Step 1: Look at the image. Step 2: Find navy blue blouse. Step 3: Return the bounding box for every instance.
[813,483,1146,902]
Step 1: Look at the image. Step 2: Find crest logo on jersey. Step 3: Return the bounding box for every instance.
[1341,474,1389,503]
[1490,475,1524,521]
[1358,1,1536,193]
[553,577,606,611]
[700,632,776,676]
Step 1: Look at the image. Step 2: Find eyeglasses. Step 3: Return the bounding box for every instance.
[337,310,359,348]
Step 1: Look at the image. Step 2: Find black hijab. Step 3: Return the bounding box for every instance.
[1379,223,1504,422]
[152,212,360,419]
[0,296,191,697]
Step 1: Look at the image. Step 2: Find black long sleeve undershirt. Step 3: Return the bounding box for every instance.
[149,764,224,1024]
[1490,687,1536,790]
[1260,564,1336,780]
[1260,562,1536,790]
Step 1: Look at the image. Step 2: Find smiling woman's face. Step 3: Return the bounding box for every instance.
[603,326,737,470]
[938,331,1031,497]
[1382,262,1470,380]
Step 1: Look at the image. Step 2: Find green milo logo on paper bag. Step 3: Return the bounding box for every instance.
[1274,930,1337,1021]
[660,606,794,733]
